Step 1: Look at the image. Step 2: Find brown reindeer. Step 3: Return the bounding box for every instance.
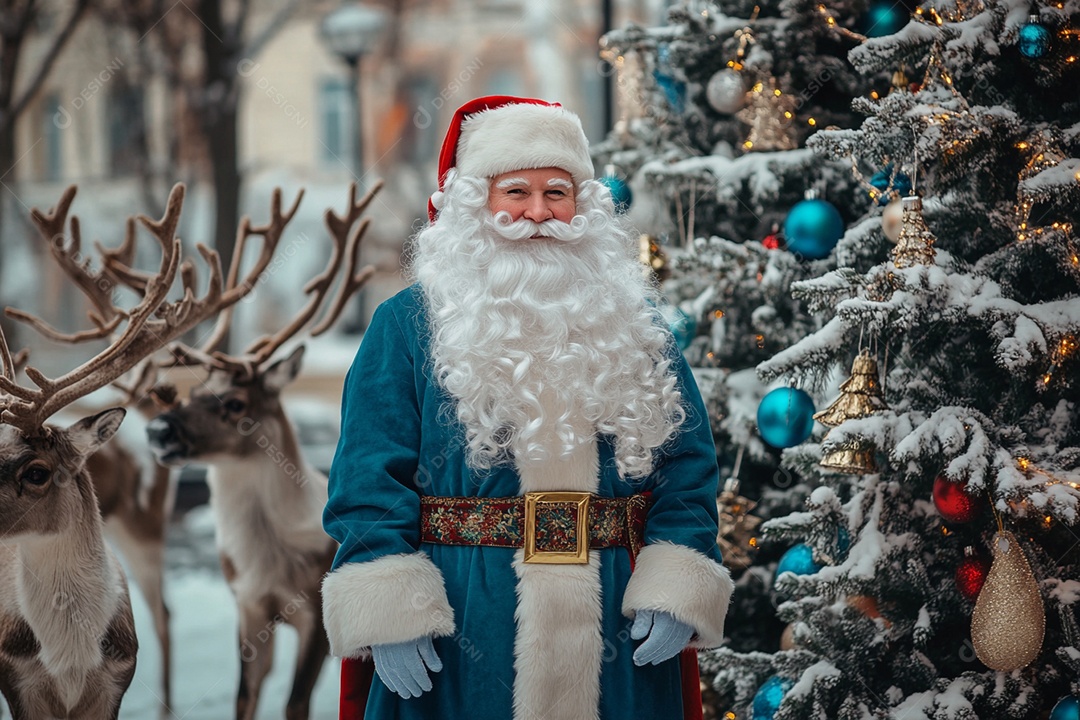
[0,183,278,719]
[143,181,380,720]
[14,190,179,717]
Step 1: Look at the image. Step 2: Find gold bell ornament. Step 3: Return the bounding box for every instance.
[815,350,888,473]
[890,195,937,268]
[971,531,1045,671]
[716,476,763,570]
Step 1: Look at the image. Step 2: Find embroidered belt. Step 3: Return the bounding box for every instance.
[420,492,650,564]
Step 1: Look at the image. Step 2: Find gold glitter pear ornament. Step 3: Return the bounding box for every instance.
[971,531,1045,671]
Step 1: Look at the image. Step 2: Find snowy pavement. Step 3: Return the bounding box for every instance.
[119,506,341,719]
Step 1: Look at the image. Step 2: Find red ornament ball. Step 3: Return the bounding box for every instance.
[932,475,981,523]
[955,553,990,600]
[762,233,781,250]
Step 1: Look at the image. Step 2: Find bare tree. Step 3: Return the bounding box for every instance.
[100,0,303,350]
[0,0,91,340]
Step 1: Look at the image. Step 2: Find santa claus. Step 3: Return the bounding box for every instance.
[322,96,733,720]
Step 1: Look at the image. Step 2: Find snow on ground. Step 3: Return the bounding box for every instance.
[118,506,341,719]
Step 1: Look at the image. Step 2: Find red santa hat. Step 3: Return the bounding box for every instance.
[428,96,594,221]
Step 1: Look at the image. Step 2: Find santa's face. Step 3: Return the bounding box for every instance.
[487,167,577,230]
[412,171,686,478]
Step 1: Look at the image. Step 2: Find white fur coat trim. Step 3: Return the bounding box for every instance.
[621,541,733,648]
[457,103,594,186]
[321,552,456,658]
[512,406,603,720]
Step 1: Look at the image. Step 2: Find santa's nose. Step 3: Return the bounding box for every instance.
[522,197,553,223]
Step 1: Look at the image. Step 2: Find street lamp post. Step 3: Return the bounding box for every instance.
[320,2,387,332]
[320,2,388,182]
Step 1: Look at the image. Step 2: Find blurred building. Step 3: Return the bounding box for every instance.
[4,0,664,381]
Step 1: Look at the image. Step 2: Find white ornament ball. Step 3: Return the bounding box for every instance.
[882,197,903,243]
[706,69,748,114]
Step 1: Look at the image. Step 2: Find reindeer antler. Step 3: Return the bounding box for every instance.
[240,181,381,364]
[185,186,305,355]
[6,187,136,343]
[172,181,381,379]
[0,183,281,434]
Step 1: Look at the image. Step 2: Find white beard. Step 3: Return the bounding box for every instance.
[410,171,685,478]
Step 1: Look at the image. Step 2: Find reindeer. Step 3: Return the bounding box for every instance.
[143,181,381,720]
[0,183,279,719]
[12,190,179,716]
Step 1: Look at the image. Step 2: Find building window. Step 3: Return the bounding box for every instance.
[107,83,145,177]
[319,77,355,169]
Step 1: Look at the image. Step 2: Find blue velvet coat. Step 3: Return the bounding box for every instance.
[323,285,724,719]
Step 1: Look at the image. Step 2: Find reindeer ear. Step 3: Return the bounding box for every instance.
[263,345,305,393]
[65,407,127,456]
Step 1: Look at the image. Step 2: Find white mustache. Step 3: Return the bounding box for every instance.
[489,211,590,244]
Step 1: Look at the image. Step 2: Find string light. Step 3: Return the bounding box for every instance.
[1016,456,1080,490]
[1015,130,1071,242]
[1037,335,1078,390]
[816,4,868,41]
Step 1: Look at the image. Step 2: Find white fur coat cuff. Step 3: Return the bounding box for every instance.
[621,541,733,649]
[322,552,456,658]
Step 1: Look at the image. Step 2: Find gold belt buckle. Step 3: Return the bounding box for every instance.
[523,491,591,564]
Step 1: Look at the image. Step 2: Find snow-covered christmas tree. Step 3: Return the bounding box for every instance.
[593,0,887,687]
[602,0,1080,715]
[670,0,1080,715]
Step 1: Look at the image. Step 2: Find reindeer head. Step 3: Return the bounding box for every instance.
[0,409,125,540]
[143,181,379,470]
[146,346,305,465]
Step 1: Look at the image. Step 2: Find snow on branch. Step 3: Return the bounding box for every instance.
[642,149,817,206]
[757,315,850,384]
[891,406,994,486]
[766,254,1080,389]
[1020,157,1080,196]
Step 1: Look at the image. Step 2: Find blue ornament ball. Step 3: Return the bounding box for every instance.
[1018,19,1051,59]
[598,174,633,214]
[757,387,816,448]
[776,543,823,578]
[1051,696,1080,720]
[869,166,913,205]
[752,675,795,720]
[784,199,844,260]
[661,305,697,350]
[862,0,909,38]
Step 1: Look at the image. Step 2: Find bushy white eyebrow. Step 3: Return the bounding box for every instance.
[495,177,529,189]
[546,178,573,189]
